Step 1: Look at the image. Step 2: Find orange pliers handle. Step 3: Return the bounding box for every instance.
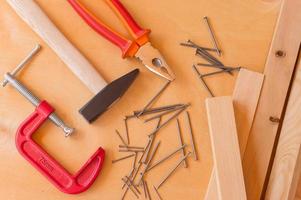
[68,0,151,58]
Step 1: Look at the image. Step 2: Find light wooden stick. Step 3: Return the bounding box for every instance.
[265,59,301,199]
[204,69,264,199]
[206,97,246,200]
[6,0,107,94]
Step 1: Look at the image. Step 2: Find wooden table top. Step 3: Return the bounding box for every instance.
[0,0,281,199]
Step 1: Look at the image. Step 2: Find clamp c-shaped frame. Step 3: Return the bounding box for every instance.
[17,101,105,194]
[3,45,105,194]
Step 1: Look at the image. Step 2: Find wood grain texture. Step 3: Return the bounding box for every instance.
[296,177,301,200]
[6,0,108,94]
[0,0,280,199]
[204,69,264,200]
[206,96,246,200]
[265,58,301,200]
[242,0,301,199]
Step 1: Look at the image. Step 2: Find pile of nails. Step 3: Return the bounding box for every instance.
[112,81,198,200]
[180,16,242,97]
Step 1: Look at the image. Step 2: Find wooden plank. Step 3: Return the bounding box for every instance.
[206,96,247,200]
[233,69,265,155]
[204,69,264,200]
[265,59,301,200]
[242,0,301,199]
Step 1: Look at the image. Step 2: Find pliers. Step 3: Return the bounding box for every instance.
[68,0,176,81]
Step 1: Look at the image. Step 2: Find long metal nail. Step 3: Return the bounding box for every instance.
[153,185,163,200]
[132,152,138,170]
[157,152,192,189]
[203,16,221,56]
[144,104,187,123]
[196,48,224,66]
[197,64,241,76]
[192,65,214,97]
[119,149,144,153]
[137,81,171,116]
[2,44,41,87]
[112,154,136,164]
[138,139,152,164]
[138,141,161,184]
[187,40,218,53]
[146,144,187,173]
[142,118,161,163]
[145,181,152,200]
[122,178,139,198]
[119,145,144,150]
[125,176,141,194]
[142,179,147,198]
[186,111,198,161]
[133,104,184,116]
[180,42,216,52]
[176,119,187,168]
[195,48,221,66]
[200,68,233,78]
[197,63,241,70]
[131,162,143,185]
[116,129,128,147]
[187,40,223,66]
[148,105,190,137]
[124,118,130,144]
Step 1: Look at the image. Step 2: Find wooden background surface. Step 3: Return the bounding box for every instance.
[0,0,281,199]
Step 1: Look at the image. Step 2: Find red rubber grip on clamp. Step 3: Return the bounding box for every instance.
[16,101,105,194]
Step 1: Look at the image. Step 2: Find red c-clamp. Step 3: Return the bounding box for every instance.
[16,101,105,194]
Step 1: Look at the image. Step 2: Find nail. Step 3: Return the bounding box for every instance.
[192,65,214,97]
[132,152,138,170]
[138,139,152,164]
[122,162,142,189]
[144,104,187,123]
[145,181,152,200]
[133,104,184,116]
[137,81,171,117]
[142,179,147,198]
[197,63,241,70]
[186,111,198,161]
[138,141,161,184]
[180,42,216,52]
[122,178,139,198]
[125,176,141,194]
[119,145,144,150]
[119,149,144,153]
[146,144,187,173]
[112,154,136,164]
[201,69,231,78]
[148,105,190,137]
[153,185,163,200]
[124,118,130,144]
[176,119,187,168]
[115,129,128,147]
[196,48,224,66]
[203,16,221,56]
[157,152,192,189]
[195,48,221,66]
[269,116,280,123]
[142,118,161,163]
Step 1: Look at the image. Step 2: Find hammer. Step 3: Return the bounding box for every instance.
[7,0,139,123]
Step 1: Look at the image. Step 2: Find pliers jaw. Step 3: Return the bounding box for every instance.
[135,43,176,81]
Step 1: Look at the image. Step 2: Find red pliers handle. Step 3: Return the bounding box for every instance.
[68,0,150,58]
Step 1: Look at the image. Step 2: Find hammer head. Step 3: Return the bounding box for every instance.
[79,69,139,123]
